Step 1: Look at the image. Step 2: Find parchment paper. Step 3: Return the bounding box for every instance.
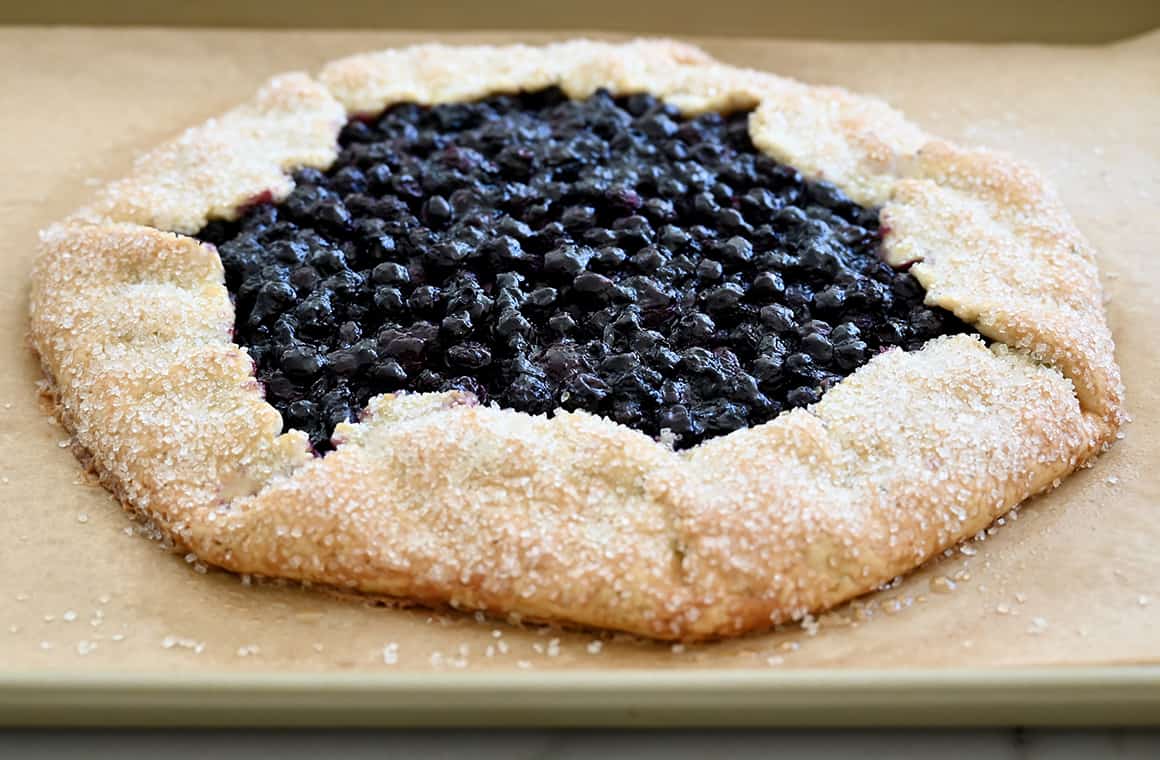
[1,27,1157,674]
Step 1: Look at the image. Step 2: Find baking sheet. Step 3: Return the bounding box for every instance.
[0,27,1158,706]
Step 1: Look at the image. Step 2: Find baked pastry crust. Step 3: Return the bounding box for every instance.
[29,39,1124,640]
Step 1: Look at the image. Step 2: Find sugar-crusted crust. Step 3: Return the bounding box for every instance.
[71,73,346,235]
[28,40,1124,640]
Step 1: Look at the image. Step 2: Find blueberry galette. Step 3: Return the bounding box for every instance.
[29,40,1124,640]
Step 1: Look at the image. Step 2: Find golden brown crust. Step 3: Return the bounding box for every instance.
[29,223,310,534]
[748,84,928,208]
[318,39,775,116]
[70,73,345,235]
[673,336,1104,636]
[881,141,1124,429]
[192,394,690,637]
[27,39,1124,640]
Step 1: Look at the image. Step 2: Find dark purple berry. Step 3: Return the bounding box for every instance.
[201,87,965,452]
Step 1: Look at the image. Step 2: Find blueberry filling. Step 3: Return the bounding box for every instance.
[198,87,966,452]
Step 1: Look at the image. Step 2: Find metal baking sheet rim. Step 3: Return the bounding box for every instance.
[2,666,1158,726]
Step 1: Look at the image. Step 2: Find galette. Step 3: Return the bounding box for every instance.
[29,40,1124,639]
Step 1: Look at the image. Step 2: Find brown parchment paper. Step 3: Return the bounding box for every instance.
[1,27,1157,674]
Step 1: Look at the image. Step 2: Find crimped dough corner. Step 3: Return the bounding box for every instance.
[29,39,1124,640]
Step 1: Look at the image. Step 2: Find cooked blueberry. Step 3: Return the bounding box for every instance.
[751,354,784,384]
[741,187,782,216]
[697,259,724,281]
[537,342,586,379]
[373,286,405,314]
[572,272,615,300]
[446,342,493,369]
[833,339,867,370]
[440,312,473,339]
[548,312,578,334]
[814,285,847,312]
[415,368,445,391]
[285,399,317,425]
[874,320,907,344]
[561,205,597,229]
[296,294,334,329]
[696,400,749,435]
[599,352,641,375]
[289,266,320,292]
[630,277,673,310]
[321,398,354,431]
[631,246,667,273]
[759,304,797,333]
[563,373,610,405]
[202,87,966,451]
[422,195,453,227]
[280,345,324,378]
[324,270,364,299]
[784,284,815,309]
[428,240,472,267]
[639,113,678,139]
[544,245,591,277]
[702,283,745,312]
[369,359,407,386]
[496,217,533,240]
[309,247,347,274]
[715,209,750,234]
[798,319,832,338]
[642,198,676,222]
[831,322,861,343]
[408,285,442,314]
[716,236,753,268]
[364,234,398,261]
[784,352,815,376]
[611,400,645,426]
[372,262,410,285]
[504,373,553,412]
[337,321,362,345]
[798,242,842,277]
[327,348,361,376]
[658,225,690,251]
[365,163,393,189]
[807,180,859,217]
[526,287,558,308]
[269,240,308,265]
[592,246,627,270]
[657,177,688,199]
[907,307,946,344]
[249,281,297,325]
[332,166,367,194]
[494,309,532,339]
[613,216,654,250]
[750,271,785,300]
[892,273,925,301]
[483,235,527,266]
[313,198,352,229]
[672,312,716,345]
[658,404,697,437]
[801,333,834,363]
[786,385,821,407]
[606,186,644,212]
[381,333,427,361]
